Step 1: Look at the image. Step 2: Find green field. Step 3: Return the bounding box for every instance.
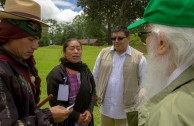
[34,44,146,125]
[34,45,104,126]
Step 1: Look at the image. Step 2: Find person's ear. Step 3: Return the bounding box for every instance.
[127,36,130,41]
[157,31,169,55]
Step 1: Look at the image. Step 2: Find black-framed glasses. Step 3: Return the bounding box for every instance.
[111,37,127,42]
[138,31,152,44]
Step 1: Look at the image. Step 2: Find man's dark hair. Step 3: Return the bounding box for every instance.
[112,25,130,37]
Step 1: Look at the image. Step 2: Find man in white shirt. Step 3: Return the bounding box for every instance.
[93,25,147,126]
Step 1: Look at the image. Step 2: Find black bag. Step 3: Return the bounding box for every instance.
[126,111,138,126]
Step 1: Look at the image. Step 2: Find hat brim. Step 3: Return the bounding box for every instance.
[0,11,49,27]
[128,18,146,30]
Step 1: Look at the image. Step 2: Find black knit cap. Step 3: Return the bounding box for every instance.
[0,19,42,43]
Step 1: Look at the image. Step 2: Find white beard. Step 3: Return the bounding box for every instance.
[136,46,172,108]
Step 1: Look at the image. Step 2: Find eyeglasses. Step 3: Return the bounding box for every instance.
[111,37,127,42]
[138,31,152,44]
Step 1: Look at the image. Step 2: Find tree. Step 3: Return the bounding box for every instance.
[72,14,106,45]
[0,0,5,7]
[77,0,149,45]
[39,27,50,46]
[40,19,78,46]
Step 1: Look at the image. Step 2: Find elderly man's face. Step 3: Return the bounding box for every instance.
[3,36,39,60]
[138,25,172,104]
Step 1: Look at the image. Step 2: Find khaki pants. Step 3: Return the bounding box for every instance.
[101,114,128,126]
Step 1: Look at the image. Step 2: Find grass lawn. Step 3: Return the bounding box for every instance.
[34,44,146,126]
[34,45,104,126]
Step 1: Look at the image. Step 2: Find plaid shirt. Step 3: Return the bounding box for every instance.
[67,72,81,105]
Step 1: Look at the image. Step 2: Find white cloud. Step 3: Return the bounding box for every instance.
[35,0,82,23]
[56,9,83,22]
[52,0,76,10]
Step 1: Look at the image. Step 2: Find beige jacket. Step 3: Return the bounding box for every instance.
[96,47,143,112]
[138,66,194,126]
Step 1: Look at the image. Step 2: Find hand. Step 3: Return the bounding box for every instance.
[138,88,148,105]
[95,97,101,106]
[94,98,99,106]
[77,113,87,125]
[83,110,92,125]
[49,105,73,122]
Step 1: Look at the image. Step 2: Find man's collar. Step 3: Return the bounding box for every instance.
[167,61,194,86]
[110,45,132,56]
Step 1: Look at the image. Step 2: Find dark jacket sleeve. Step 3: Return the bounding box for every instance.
[46,65,66,107]
[46,65,80,121]
[0,77,53,126]
[87,69,96,113]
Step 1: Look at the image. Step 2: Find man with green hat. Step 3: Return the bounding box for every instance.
[127,0,194,125]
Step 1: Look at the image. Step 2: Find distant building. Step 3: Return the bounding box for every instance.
[79,39,98,46]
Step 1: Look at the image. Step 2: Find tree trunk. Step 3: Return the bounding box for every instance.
[107,22,112,45]
[119,0,128,26]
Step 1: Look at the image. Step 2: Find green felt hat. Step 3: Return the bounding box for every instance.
[128,0,194,30]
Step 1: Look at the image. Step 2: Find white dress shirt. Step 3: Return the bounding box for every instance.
[167,61,194,86]
[93,46,147,119]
